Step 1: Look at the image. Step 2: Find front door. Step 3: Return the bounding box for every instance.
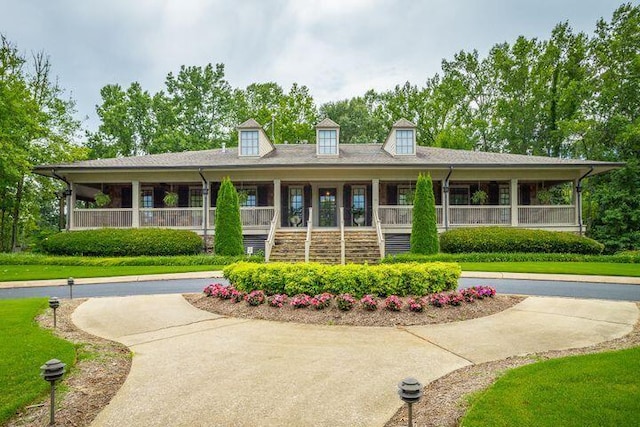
[319,187,337,227]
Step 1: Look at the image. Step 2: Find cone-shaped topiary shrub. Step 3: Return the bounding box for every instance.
[410,173,439,254]
[214,177,244,255]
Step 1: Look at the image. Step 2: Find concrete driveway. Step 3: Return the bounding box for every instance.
[72,294,638,427]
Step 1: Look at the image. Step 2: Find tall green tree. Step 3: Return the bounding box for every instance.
[319,96,387,143]
[1,35,84,251]
[214,177,244,255]
[410,173,439,254]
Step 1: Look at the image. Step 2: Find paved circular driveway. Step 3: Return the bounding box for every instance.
[73,294,638,427]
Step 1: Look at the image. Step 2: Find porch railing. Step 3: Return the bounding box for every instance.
[518,205,575,225]
[140,208,202,228]
[372,208,385,258]
[450,206,511,225]
[265,210,280,262]
[378,205,444,226]
[209,207,275,228]
[73,208,133,228]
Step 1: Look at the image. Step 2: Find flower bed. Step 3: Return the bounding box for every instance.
[188,284,519,328]
[202,283,496,312]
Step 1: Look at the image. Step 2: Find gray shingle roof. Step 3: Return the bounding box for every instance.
[35,143,623,174]
[392,118,416,128]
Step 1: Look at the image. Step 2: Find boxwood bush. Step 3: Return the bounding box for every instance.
[223,261,461,297]
[439,227,604,255]
[41,228,204,256]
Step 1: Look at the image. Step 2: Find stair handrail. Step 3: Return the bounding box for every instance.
[304,207,312,263]
[339,207,345,265]
[373,208,385,259]
[264,210,280,262]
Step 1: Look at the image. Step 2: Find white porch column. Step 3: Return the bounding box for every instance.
[574,178,580,227]
[132,180,140,228]
[273,179,281,223]
[69,183,76,230]
[372,179,379,214]
[510,178,519,227]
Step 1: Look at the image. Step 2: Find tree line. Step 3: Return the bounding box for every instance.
[1,3,638,252]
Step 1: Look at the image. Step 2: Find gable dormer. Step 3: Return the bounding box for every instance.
[315,118,340,156]
[237,119,275,157]
[383,118,417,156]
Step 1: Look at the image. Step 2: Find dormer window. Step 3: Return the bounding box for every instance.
[240,130,259,156]
[236,118,274,158]
[318,130,338,155]
[315,118,340,156]
[396,130,415,155]
[382,118,417,157]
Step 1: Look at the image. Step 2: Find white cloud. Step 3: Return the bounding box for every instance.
[0,0,630,132]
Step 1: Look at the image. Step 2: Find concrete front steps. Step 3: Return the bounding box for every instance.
[268,229,380,264]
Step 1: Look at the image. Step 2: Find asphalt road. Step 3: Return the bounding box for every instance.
[0,277,638,301]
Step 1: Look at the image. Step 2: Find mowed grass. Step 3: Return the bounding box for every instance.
[461,346,640,427]
[0,299,76,424]
[0,264,224,281]
[460,262,640,277]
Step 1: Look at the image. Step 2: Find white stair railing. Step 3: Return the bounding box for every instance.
[264,210,280,262]
[339,207,345,265]
[304,207,313,263]
[373,208,386,259]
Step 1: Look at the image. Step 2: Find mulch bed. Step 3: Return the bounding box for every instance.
[185,293,525,327]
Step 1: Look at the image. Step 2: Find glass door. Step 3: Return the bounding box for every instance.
[319,187,337,227]
[288,186,304,227]
[351,186,366,226]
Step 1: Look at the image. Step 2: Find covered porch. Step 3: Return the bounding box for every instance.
[67,177,581,234]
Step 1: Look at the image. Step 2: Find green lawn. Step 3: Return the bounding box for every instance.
[462,346,640,426]
[460,262,640,277]
[0,299,76,424]
[0,264,224,281]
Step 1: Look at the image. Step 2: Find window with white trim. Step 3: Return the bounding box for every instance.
[318,130,338,155]
[189,187,203,207]
[240,187,257,207]
[141,188,154,208]
[396,130,414,155]
[240,131,259,156]
[398,185,414,205]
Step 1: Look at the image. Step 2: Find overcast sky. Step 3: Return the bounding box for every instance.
[0,0,633,133]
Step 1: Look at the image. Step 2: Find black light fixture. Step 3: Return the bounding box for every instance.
[67,277,74,299]
[48,297,60,329]
[41,359,66,425]
[398,377,423,426]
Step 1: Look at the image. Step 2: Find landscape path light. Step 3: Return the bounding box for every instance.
[67,277,74,299]
[41,359,66,425]
[398,377,423,427]
[48,297,60,329]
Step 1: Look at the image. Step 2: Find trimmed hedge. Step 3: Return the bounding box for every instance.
[223,261,461,297]
[40,228,204,256]
[0,252,263,266]
[382,252,640,264]
[439,227,604,255]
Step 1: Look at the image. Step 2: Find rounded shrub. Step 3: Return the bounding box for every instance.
[439,227,604,255]
[41,228,203,256]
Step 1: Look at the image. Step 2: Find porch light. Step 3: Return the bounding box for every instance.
[48,297,60,329]
[41,359,66,425]
[398,377,423,426]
